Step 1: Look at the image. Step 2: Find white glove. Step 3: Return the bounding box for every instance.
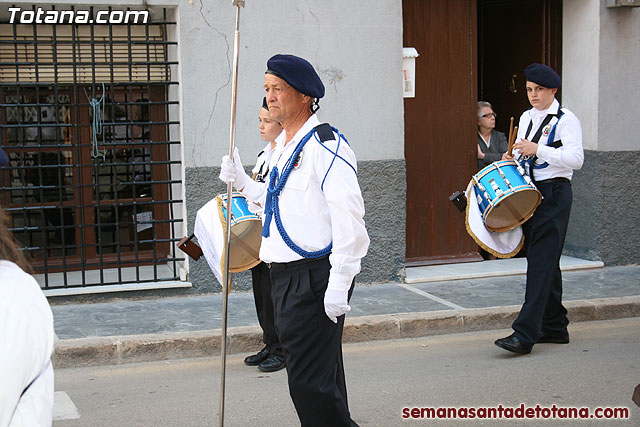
[219,155,236,184]
[324,289,351,323]
[218,147,251,190]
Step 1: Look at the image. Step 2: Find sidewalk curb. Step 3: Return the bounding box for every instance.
[53,295,640,368]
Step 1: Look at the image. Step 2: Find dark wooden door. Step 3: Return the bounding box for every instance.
[478,0,562,133]
[403,0,480,265]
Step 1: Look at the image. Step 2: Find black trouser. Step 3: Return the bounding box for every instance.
[269,256,358,427]
[512,180,572,346]
[250,262,283,357]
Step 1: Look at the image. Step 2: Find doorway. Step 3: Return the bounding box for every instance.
[403,0,562,266]
[477,0,562,133]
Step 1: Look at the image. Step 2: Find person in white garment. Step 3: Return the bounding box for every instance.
[220,54,369,427]
[0,207,55,427]
[243,97,286,373]
[495,63,584,355]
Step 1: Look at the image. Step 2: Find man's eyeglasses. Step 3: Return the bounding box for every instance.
[481,112,497,119]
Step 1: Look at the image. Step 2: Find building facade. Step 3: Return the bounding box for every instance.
[0,0,636,295]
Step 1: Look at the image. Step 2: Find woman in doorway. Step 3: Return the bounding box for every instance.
[476,101,509,260]
[477,101,508,171]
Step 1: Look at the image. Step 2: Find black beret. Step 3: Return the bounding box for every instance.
[0,146,8,166]
[262,97,268,110]
[266,54,325,99]
[524,63,561,88]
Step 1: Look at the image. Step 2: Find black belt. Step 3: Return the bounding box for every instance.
[534,177,570,185]
[266,255,329,271]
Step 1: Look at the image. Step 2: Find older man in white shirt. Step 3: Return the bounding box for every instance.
[220,54,369,426]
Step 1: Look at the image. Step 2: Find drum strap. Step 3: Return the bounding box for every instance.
[261,123,353,259]
[253,149,269,183]
[522,108,564,181]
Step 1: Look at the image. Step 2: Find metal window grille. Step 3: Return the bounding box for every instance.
[0,6,185,291]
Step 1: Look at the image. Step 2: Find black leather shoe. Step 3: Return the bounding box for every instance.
[537,331,569,344]
[244,347,270,366]
[495,334,532,354]
[258,354,286,372]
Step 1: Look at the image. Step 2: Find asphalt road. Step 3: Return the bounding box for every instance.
[54,318,640,426]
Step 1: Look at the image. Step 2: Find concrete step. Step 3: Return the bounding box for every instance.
[405,255,604,284]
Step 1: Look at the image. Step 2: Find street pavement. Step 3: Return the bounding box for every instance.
[50,256,640,368]
[53,317,640,426]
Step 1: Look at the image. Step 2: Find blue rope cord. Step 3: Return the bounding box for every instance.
[90,83,106,160]
[261,126,339,259]
[314,129,357,190]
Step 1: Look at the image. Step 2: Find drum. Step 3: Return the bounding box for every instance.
[217,192,262,272]
[472,160,541,232]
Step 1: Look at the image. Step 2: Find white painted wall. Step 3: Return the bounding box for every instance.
[563,0,640,152]
[177,0,404,166]
[562,0,600,151]
[597,2,640,151]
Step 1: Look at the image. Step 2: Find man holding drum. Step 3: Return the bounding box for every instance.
[495,63,584,355]
[220,54,369,426]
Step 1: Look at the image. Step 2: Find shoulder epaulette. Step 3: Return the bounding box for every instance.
[315,123,334,142]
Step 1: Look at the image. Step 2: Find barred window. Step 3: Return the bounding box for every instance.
[0,6,185,292]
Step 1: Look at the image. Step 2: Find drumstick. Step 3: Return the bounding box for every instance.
[507,117,514,152]
[508,126,518,156]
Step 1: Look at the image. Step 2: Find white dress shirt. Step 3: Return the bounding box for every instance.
[514,99,584,181]
[247,142,275,217]
[0,260,54,427]
[242,114,370,292]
